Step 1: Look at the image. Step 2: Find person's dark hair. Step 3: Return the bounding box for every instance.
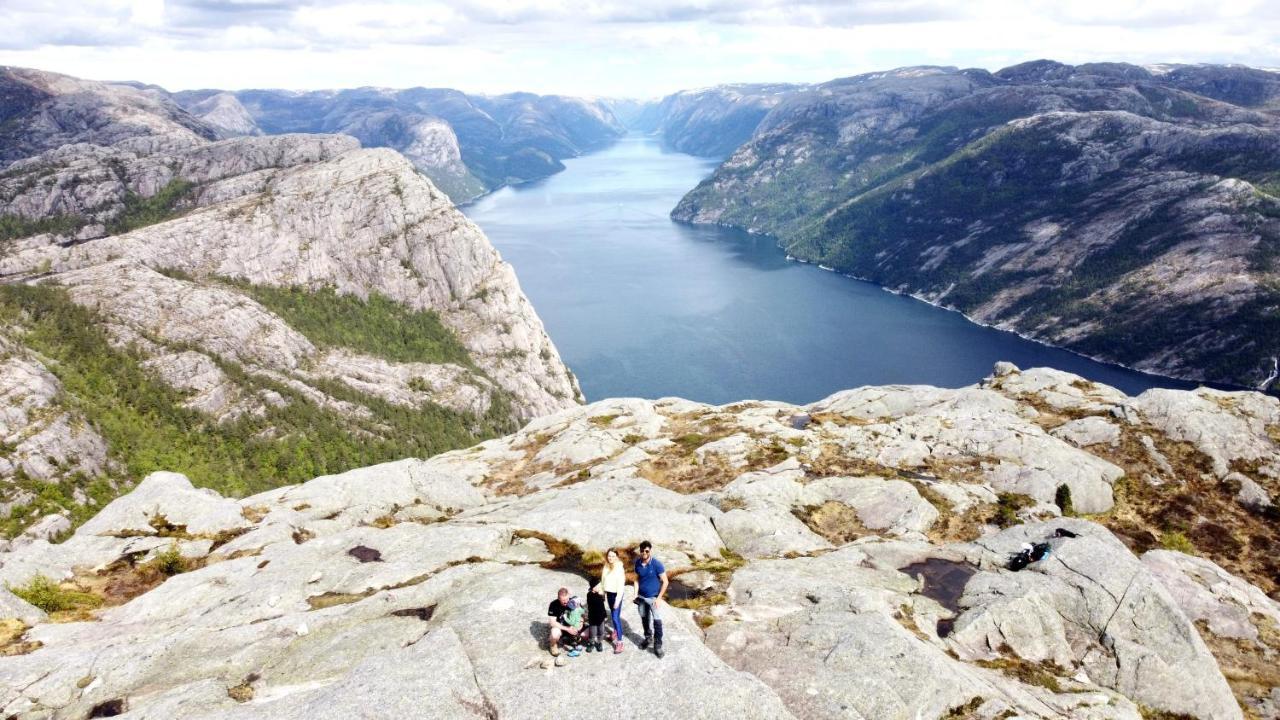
[638,540,652,551]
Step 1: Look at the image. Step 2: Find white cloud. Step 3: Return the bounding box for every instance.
[0,0,1276,95]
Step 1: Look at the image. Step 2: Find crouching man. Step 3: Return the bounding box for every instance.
[547,586,582,656]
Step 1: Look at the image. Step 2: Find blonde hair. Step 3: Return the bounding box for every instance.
[605,548,623,568]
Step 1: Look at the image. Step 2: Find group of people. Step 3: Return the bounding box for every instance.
[546,540,669,660]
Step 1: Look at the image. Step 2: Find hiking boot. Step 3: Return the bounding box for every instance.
[585,642,594,653]
[594,641,604,653]
[639,636,651,651]
[654,640,664,659]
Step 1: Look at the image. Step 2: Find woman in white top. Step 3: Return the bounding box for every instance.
[593,548,628,654]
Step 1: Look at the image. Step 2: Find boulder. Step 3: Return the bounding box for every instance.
[1050,416,1121,447]
[7,514,72,551]
[76,472,249,539]
[961,520,1241,719]
[988,366,1128,415]
[0,534,173,587]
[243,457,488,530]
[0,587,46,624]
[809,384,1124,513]
[458,476,725,561]
[696,433,757,468]
[713,507,832,559]
[1142,549,1280,643]
[1230,473,1273,509]
[1131,388,1280,478]
[807,476,939,537]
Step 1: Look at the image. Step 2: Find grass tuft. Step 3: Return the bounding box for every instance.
[8,574,103,616]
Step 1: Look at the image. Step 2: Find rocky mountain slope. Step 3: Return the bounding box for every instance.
[0,67,581,536]
[631,83,804,156]
[180,93,262,139]
[2,363,1278,719]
[172,86,627,203]
[0,67,218,166]
[671,61,1280,390]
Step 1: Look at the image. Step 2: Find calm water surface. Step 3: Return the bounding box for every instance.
[464,135,1195,405]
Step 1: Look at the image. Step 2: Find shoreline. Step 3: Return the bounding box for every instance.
[775,250,1255,394]
[678,212,1220,392]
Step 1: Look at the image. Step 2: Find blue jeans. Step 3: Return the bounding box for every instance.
[636,595,662,637]
[607,591,623,641]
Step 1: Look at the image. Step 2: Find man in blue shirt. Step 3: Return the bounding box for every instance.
[632,539,669,658]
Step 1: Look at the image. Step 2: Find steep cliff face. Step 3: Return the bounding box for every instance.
[1,138,579,416]
[1,364,1277,719]
[638,83,805,156]
[172,86,626,202]
[0,68,581,537]
[671,62,1280,389]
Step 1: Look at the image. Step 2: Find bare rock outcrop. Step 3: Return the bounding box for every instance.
[2,366,1278,719]
[0,335,108,485]
[4,143,579,420]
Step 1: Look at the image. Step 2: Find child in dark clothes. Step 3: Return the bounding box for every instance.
[585,584,609,653]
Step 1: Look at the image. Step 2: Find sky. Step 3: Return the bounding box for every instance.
[1,0,1277,98]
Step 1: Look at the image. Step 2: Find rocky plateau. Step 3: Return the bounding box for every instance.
[1,363,1279,719]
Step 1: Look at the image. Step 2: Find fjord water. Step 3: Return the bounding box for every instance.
[464,135,1195,405]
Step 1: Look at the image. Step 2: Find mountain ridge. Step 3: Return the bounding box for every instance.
[670,60,1280,391]
[0,66,581,538]
[169,84,627,203]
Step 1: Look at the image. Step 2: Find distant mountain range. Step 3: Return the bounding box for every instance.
[627,83,804,157]
[168,87,627,203]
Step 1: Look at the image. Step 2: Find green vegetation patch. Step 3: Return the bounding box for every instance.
[1,471,116,539]
[106,178,195,235]
[1054,484,1075,517]
[148,544,190,577]
[0,213,87,246]
[1160,530,1195,554]
[226,281,474,367]
[991,493,1036,528]
[0,284,515,537]
[8,574,103,615]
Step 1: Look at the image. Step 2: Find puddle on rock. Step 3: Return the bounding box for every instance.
[900,558,977,613]
[900,558,977,638]
[666,577,701,602]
